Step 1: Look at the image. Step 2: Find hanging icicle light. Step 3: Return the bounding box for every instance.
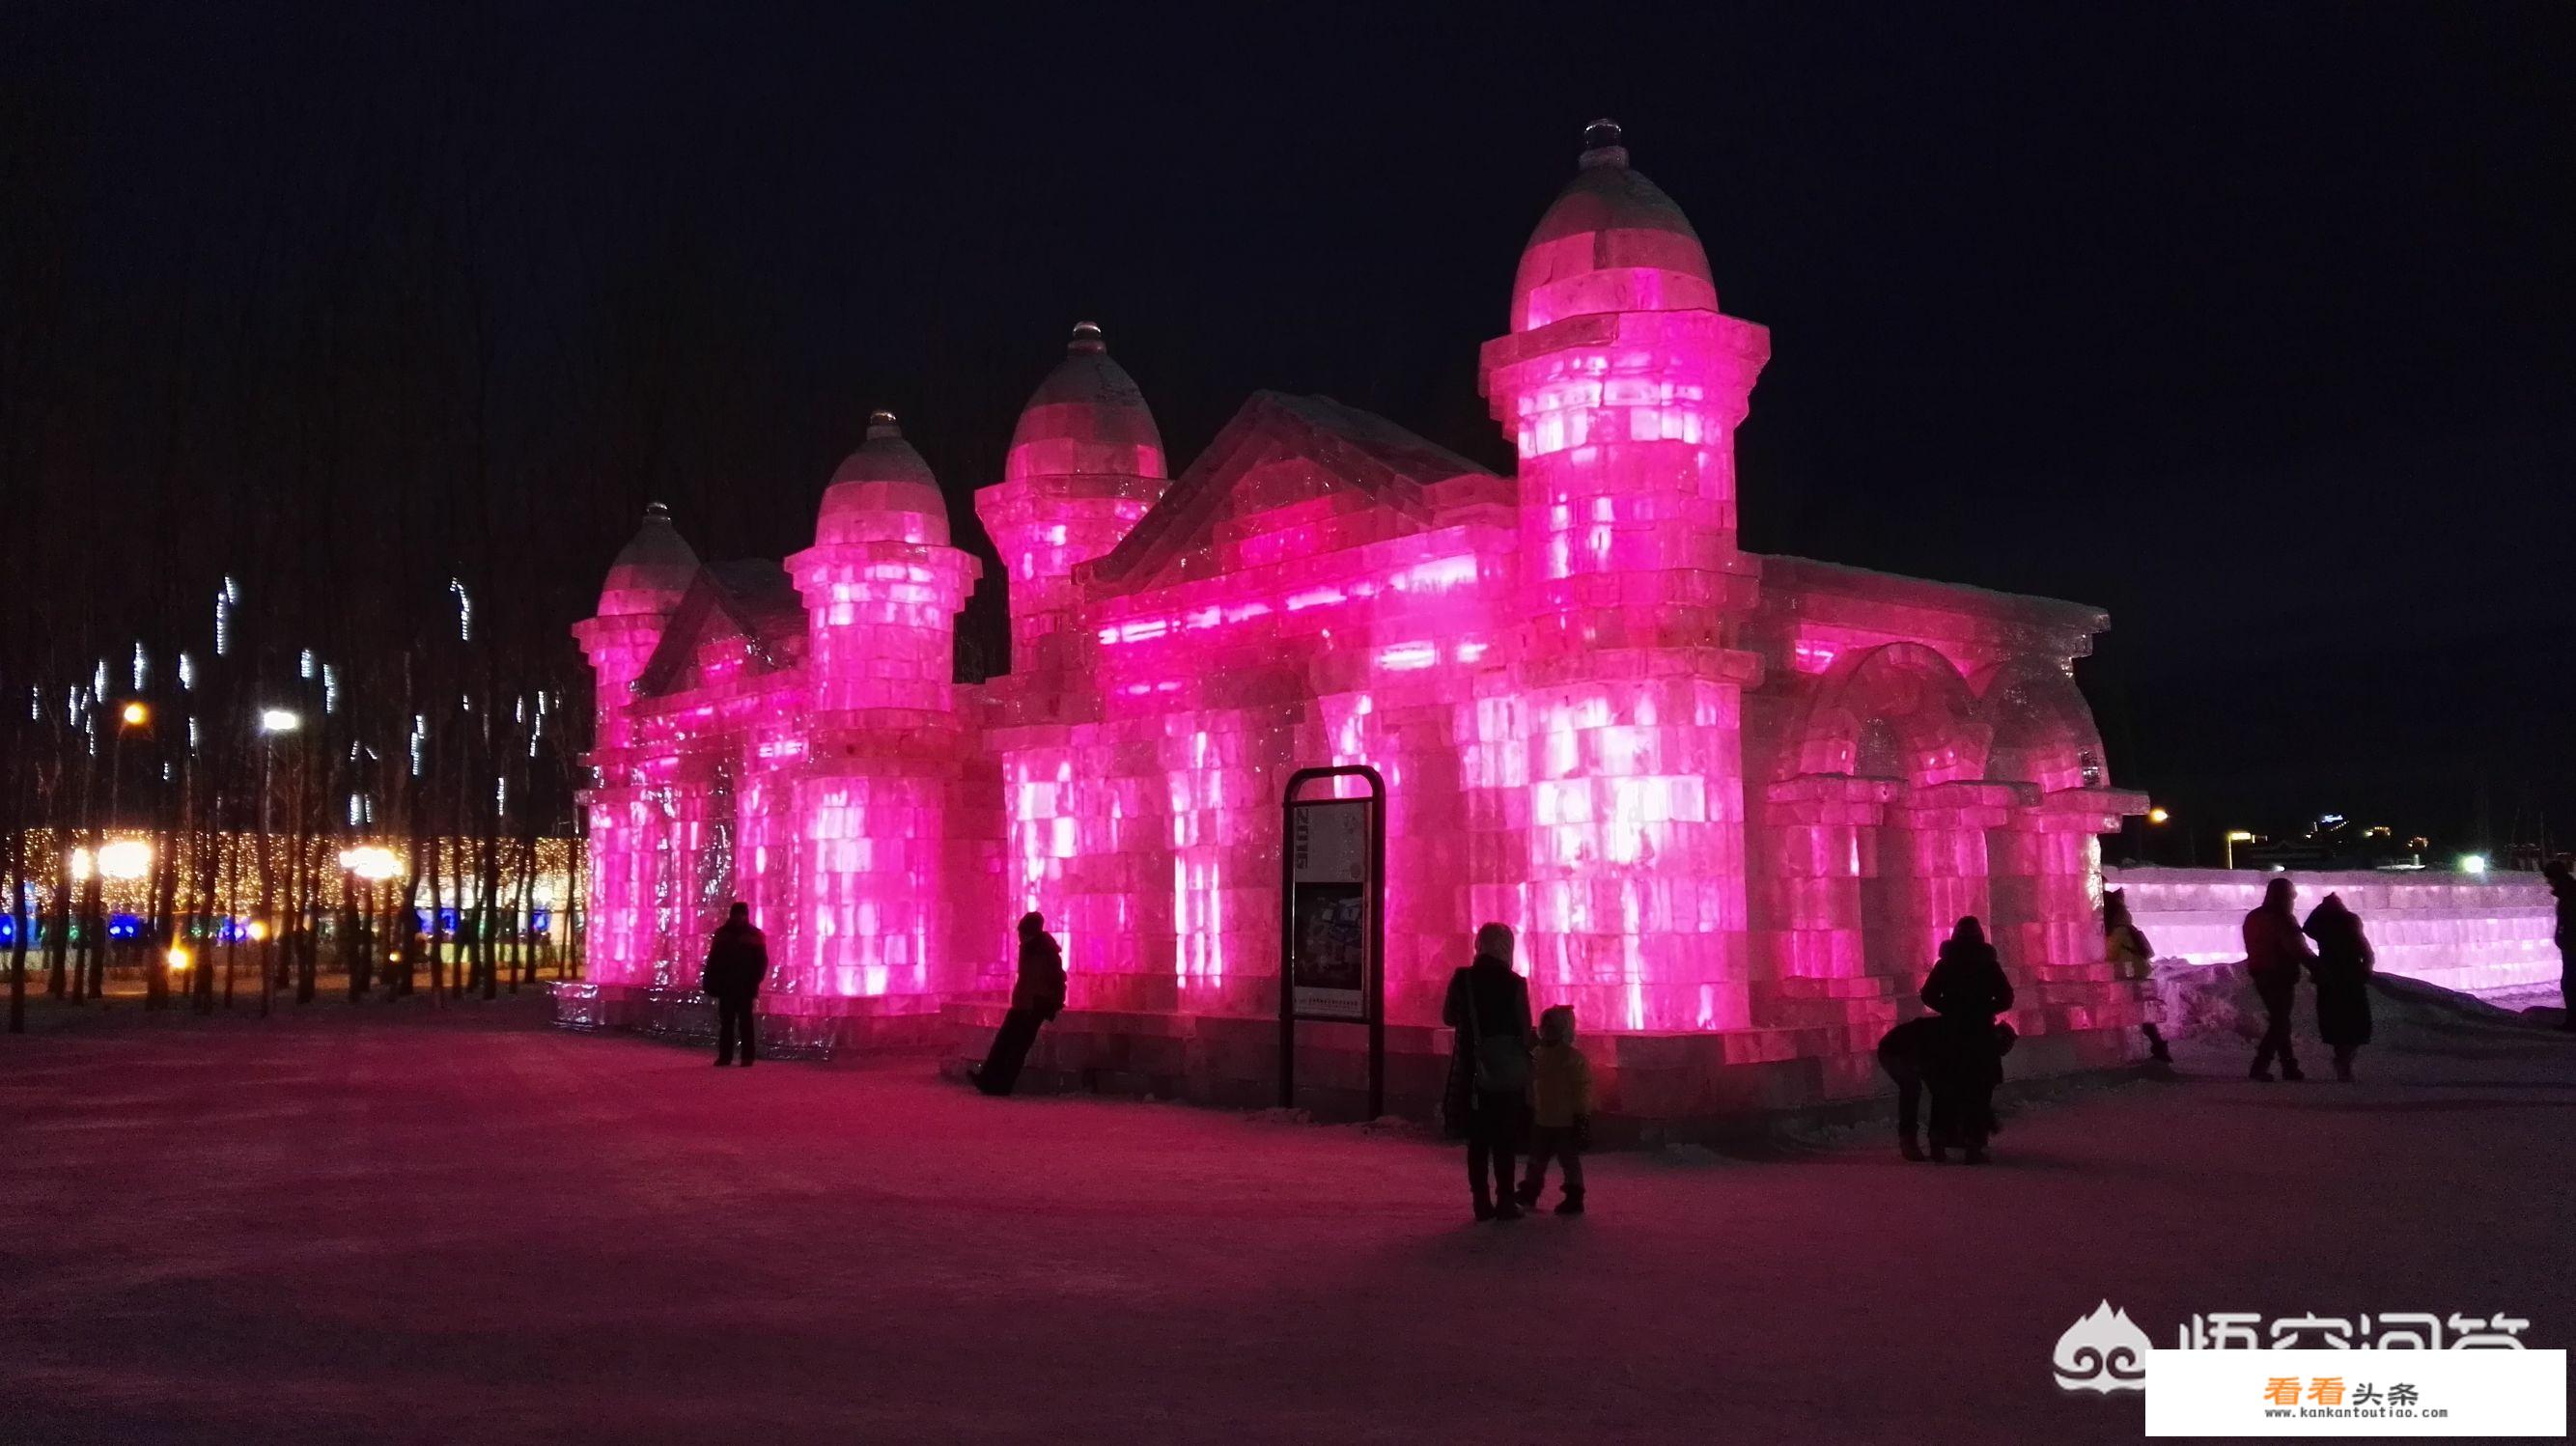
[93,659,108,700]
[131,642,148,691]
[178,652,195,691]
[322,664,339,715]
[299,649,317,681]
[213,587,231,657]
[450,579,473,642]
[187,716,201,755]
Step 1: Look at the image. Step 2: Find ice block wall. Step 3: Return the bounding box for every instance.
[2106,866,2562,999]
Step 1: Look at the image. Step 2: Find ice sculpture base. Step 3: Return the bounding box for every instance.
[550,982,951,1060]
[938,994,2155,1144]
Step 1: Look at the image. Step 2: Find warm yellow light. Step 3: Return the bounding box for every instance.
[2226,829,2256,843]
[167,946,192,971]
[2145,807,2170,825]
[247,920,271,942]
[98,838,153,880]
[68,848,94,881]
[339,846,403,881]
[120,701,151,727]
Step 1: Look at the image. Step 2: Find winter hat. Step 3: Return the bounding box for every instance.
[1539,1004,1576,1045]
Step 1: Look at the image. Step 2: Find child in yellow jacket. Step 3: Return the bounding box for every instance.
[1517,1005,1592,1215]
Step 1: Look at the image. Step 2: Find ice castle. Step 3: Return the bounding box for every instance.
[558,123,2157,1126]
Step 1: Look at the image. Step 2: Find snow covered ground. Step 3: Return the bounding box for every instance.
[2,989,2570,1445]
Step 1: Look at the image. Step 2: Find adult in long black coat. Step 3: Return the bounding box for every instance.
[1918,916,2015,1164]
[2301,892,2374,1080]
[700,903,770,1067]
[1442,923,1534,1221]
[973,913,1066,1097]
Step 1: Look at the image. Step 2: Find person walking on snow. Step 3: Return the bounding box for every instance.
[2243,876,2312,1081]
[1443,923,1533,1221]
[971,912,1066,1097]
[2300,892,2374,1081]
[701,902,769,1068]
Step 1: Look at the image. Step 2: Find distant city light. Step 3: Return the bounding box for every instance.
[339,846,403,882]
[98,839,154,880]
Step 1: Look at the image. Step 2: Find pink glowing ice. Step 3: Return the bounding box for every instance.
[574,122,2151,1059]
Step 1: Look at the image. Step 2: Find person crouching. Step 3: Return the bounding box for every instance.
[1517,1005,1593,1215]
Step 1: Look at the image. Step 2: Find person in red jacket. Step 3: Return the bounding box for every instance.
[700,903,770,1068]
[2243,876,2313,1081]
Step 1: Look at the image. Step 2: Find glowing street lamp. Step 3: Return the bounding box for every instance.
[2145,807,2170,825]
[166,945,193,972]
[119,701,151,728]
[259,709,302,735]
[2459,853,2488,876]
[2224,829,2257,871]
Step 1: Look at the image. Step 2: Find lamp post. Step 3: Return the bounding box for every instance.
[2224,829,2256,871]
[86,702,151,999]
[257,709,301,1016]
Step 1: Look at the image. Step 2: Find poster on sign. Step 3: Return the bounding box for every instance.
[1288,798,1373,1020]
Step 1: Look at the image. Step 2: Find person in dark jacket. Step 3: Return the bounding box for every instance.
[1919,916,2014,1163]
[701,902,769,1067]
[2301,892,2374,1080]
[1442,922,1534,1221]
[2243,876,2312,1081]
[2547,860,2576,1033]
[972,912,1066,1097]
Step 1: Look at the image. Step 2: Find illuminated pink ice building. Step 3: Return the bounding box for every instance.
[563,123,2155,1126]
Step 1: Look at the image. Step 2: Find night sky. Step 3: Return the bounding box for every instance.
[6,2,2570,851]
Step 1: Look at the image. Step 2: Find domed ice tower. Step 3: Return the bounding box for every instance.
[784,411,984,1002]
[1480,121,1775,1031]
[976,321,1171,694]
[974,322,1172,952]
[574,502,703,986]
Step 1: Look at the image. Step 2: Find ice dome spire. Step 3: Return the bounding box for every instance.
[1509,118,1717,333]
[1005,320,1166,482]
[599,500,699,611]
[815,410,951,545]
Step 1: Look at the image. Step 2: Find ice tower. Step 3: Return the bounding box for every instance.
[1480,121,1773,1031]
[574,503,700,986]
[784,412,985,1004]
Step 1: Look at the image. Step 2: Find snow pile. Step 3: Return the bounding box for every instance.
[2152,956,2559,1049]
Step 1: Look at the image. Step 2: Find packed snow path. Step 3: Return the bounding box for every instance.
[3,995,2570,1444]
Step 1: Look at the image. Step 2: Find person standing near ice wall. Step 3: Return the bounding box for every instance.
[2300,893,2374,1080]
[701,903,769,1068]
[2546,860,2576,1034]
[1443,923,1534,1221]
[972,913,1065,1097]
[1919,916,2014,1164]
[2104,889,2169,1063]
[2243,877,2312,1081]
